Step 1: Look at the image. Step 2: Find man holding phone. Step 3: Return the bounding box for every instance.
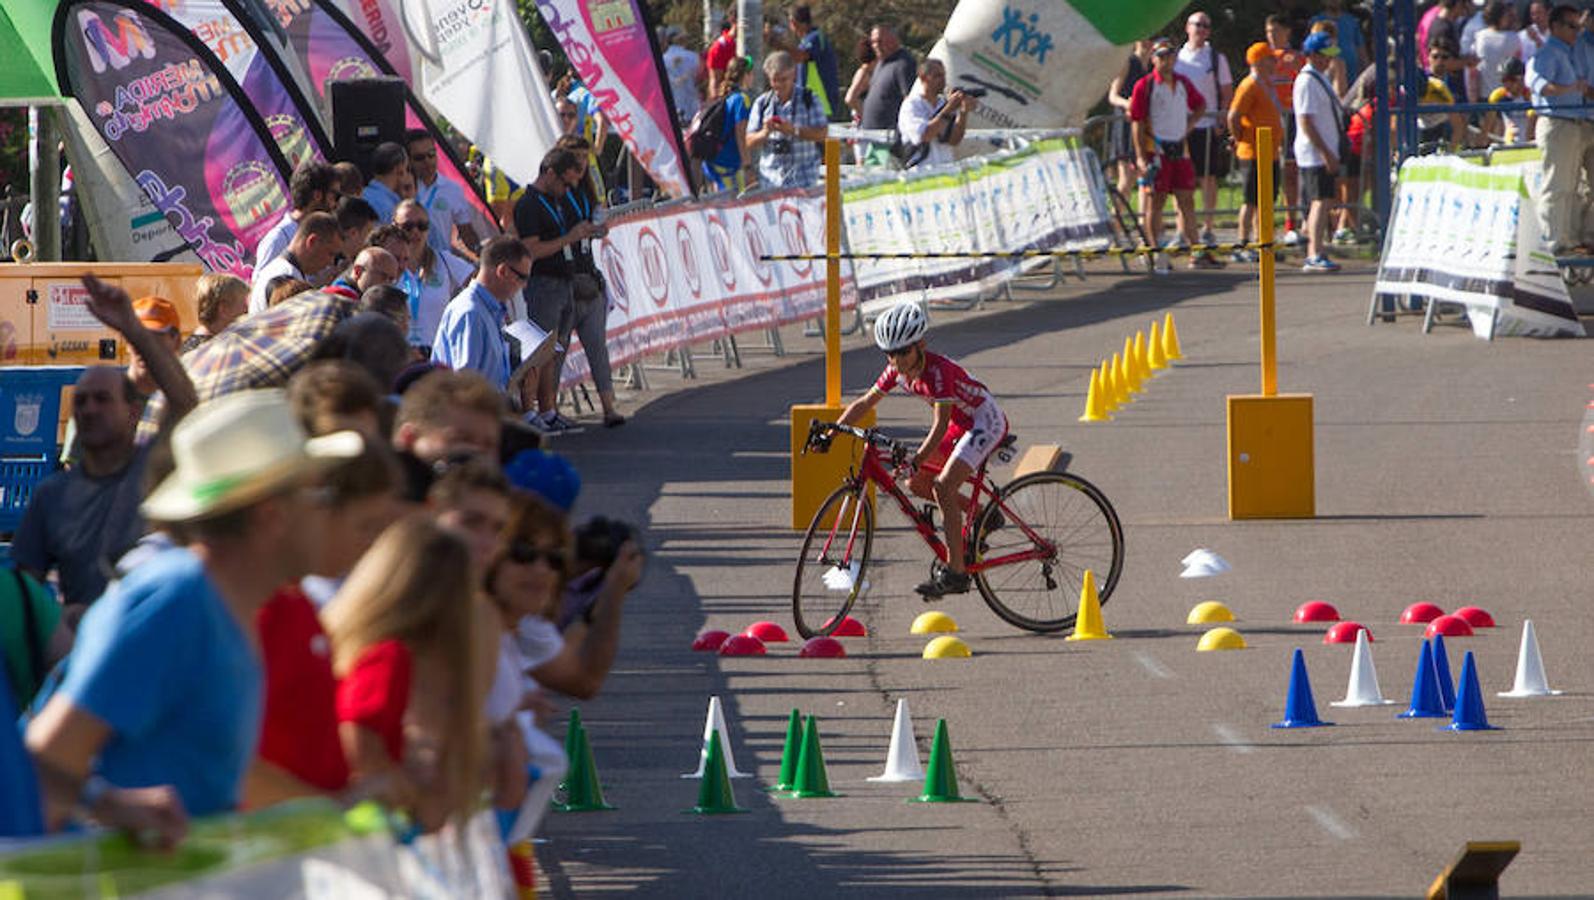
[897,59,977,169]
[747,50,830,188]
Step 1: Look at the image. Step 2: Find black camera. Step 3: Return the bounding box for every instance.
[963,88,988,98]
[574,516,639,570]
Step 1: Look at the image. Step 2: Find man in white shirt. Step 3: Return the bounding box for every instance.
[660,26,702,124]
[1174,11,1233,245]
[255,162,337,268]
[896,59,974,169]
[1293,33,1344,273]
[248,212,344,313]
[405,129,484,263]
[1129,38,1214,272]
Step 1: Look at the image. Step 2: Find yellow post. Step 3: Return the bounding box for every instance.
[1257,126,1277,397]
[825,139,842,407]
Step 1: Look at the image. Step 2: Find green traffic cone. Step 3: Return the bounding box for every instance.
[766,708,802,792]
[554,713,615,812]
[909,719,977,803]
[784,716,838,799]
[685,731,748,814]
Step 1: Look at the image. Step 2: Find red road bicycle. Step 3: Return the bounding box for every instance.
[794,420,1125,637]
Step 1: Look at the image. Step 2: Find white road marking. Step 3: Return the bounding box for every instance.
[1133,651,1172,679]
[1211,723,1254,754]
[1305,805,1357,840]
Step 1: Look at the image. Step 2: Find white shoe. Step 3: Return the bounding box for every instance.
[1152,255,1172,275]
[1282,229,1301,247]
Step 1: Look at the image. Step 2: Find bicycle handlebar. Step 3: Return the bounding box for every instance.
[803,420,914,470]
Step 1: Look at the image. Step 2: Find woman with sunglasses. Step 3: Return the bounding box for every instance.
[836,300,1009,599]
[395,199,474,355]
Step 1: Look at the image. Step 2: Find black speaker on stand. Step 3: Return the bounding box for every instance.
[328,77,406,177]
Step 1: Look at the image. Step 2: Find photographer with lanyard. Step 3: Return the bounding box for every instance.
[555,135,625,428]
[514,148,602,434]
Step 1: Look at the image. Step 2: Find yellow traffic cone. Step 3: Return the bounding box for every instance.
[1098,360,1118,412]
[1148,321,1168,370]
[1078,369,1109,422]
[1108,353,1128,406]
[1064,569,1112,641]
[1120,337,1143,394]
[1133,331,1153,383]
[1162,312,1183,360]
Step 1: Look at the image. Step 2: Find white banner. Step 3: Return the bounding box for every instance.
[334,0,559,185]
[1374,155,1584,339]
[843,134,1113,314]
[561,189,850,383]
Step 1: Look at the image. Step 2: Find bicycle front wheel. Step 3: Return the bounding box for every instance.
[792,483,874,639]
[972,471,1124,633]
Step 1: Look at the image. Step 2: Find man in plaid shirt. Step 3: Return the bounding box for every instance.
[747,51,830,188]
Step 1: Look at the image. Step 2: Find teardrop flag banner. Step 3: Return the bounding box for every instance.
[54,0,292,279]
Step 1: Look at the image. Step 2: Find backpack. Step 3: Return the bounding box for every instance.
[685,95,732,161]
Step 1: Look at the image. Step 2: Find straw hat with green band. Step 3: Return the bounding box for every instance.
[141,390,364,524]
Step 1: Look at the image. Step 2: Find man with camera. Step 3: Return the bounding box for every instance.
[747,51,831,188]
[897,59,978,169]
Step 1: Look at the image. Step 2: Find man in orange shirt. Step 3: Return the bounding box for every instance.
[1228,42,1285,263]
[1266,15,1305,246]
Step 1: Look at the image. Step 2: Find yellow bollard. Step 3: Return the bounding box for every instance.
[1226,127,1314,519]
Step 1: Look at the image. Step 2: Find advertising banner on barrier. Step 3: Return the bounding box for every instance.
[533,0,694,197]
[333,0,561,185]
[930,0,1186,129]
[843,134,1113,313]
[1374,156,1585,339]
[55,0,292,279]
[561,189,850,382]
[137,0,331,169]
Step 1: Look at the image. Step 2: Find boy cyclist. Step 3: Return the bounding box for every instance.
[837,301,1008,598]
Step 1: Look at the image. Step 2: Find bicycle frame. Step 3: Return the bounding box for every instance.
[844,440,1056,574]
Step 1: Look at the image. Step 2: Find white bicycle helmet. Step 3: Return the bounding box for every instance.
[873,301,929,352]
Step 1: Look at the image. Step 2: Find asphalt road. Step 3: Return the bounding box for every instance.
[536,260,1594,897]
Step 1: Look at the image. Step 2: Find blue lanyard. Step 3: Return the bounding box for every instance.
[567,189,590,221]
[533,190,565,229]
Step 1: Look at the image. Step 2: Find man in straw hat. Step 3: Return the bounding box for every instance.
[26,389,363,845]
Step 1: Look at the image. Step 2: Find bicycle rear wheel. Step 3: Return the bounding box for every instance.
[972,471,1124,633]
[792,483,874,639]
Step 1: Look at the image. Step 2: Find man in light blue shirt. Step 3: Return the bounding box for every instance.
[360,141,409,224]
[432,236,532,392]
[1526,5,1592,252]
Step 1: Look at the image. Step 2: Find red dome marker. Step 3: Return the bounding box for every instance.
[1400,602,1444,624]
[1425,615,1474,638]
[743,621,790,643]
[1294,601,1340,623]
[798,636,847,658]
[718,634,768,656]
[1323,621,1371,644]
[823,615,868,637]
[692,629,731,652]
[1452,606,1496,628]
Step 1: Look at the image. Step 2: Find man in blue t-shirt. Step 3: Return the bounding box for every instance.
[26,384,362,844]
[788,5,843,121]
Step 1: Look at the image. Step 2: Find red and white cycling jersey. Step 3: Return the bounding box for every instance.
[873,351,993,431]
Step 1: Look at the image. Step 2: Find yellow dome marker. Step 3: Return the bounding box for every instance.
[1196,626,1247,651]
[922,635,972,659]
[1187,601,1235,624]
[910,611,959,634]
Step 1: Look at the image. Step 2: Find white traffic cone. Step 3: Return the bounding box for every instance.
[1330,629,1396,707]
[1498,619,1563,698]
[866,698,925,783]
[681,696,752,778]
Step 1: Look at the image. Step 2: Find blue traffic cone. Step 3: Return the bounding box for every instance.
[1271,648,1332,728]
[1443,652,1500,732]
[1399,640,1448,719]
[1431,633,1456,712]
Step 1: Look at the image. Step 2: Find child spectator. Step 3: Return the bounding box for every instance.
[181,274,248,353]
[323,517,490,832]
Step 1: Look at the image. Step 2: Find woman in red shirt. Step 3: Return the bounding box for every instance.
[324,516,492,832]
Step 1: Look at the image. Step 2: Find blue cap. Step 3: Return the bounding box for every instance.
[504,449,582,512]
[1302,33,1340,57]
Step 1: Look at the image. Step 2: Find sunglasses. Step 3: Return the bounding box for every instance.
[1192,21,1211,29]
[410,150,436,161]
[506,264,531,283]
[559,112,578,120]
[401,220,430,233]
[508,540,567,568]
[884,345,917,360]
